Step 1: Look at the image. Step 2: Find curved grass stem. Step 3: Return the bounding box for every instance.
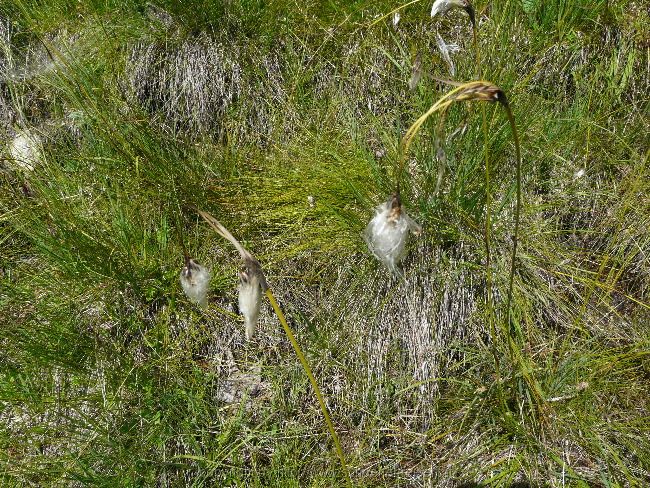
[397,81,522,346]
[395,84,467,185]
[265,290,353,487]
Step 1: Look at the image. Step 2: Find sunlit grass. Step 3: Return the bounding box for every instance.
[1,0,649,485]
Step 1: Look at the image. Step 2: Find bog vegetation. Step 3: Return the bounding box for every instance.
[1,0,649,486]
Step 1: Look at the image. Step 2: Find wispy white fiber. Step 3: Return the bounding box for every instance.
[435,32,461,76]
[180,258,211,307]
[239,268,262,340]
[9,129,43,171]
[365,194,421,274]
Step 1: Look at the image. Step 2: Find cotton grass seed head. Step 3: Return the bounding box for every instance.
[365,192,422,274]
[393,12,401,28]
[197,210,269,340]
[239,262,263,341]
[180,257,211,307]
[431,0,475,25]
[9,129,44,172]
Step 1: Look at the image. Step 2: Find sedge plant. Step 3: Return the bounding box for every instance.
[397,81,523,348]
[396,80,538,414]
[196,209,352,487]
[367,0,485,281]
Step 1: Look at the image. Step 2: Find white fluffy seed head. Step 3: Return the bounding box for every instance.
[365,193,421,274]
[239,268,262,340]
[431,0,454,17]
[180,258,211,307]
[9,129,44,171]
[431,0,474,24]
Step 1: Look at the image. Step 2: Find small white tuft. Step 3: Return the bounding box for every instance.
[9,129,44,171]
[431,0,452,17]
[365,194,421,274]
[180,258,211,307]
[239,269,262,340]
[392,12,401,27]
[435,33,461,76]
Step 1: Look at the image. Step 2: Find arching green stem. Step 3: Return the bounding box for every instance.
[395,83,470,186]
[397,81,522,345]
[197,210,351,485]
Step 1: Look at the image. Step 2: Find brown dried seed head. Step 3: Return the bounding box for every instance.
[388,206,402,223]
[389,192,402,209]
[182,257,201,279]
[243,255,268,292]
[454,82,506,104]
[239,267,250,284]
[388,192,402,222]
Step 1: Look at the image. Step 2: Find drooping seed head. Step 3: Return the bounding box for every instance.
[239,259,264,340]
[453,81,507,105]
[180,257,211,307]
[365,192,421,274]
[197,210,269,340]
[431,0,475,26]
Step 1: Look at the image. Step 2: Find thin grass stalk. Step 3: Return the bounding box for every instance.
[470,9,500,372]
[369,0,424,27]
[265,290,352,487]
[481,103,500,365]
[432,113,448,197]
[171,179,191,261]
[472,23,479,75]
[471,16,489,310]
[502,103,522,342]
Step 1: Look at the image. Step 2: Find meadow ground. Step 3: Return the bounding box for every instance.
[1,0,649,486]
